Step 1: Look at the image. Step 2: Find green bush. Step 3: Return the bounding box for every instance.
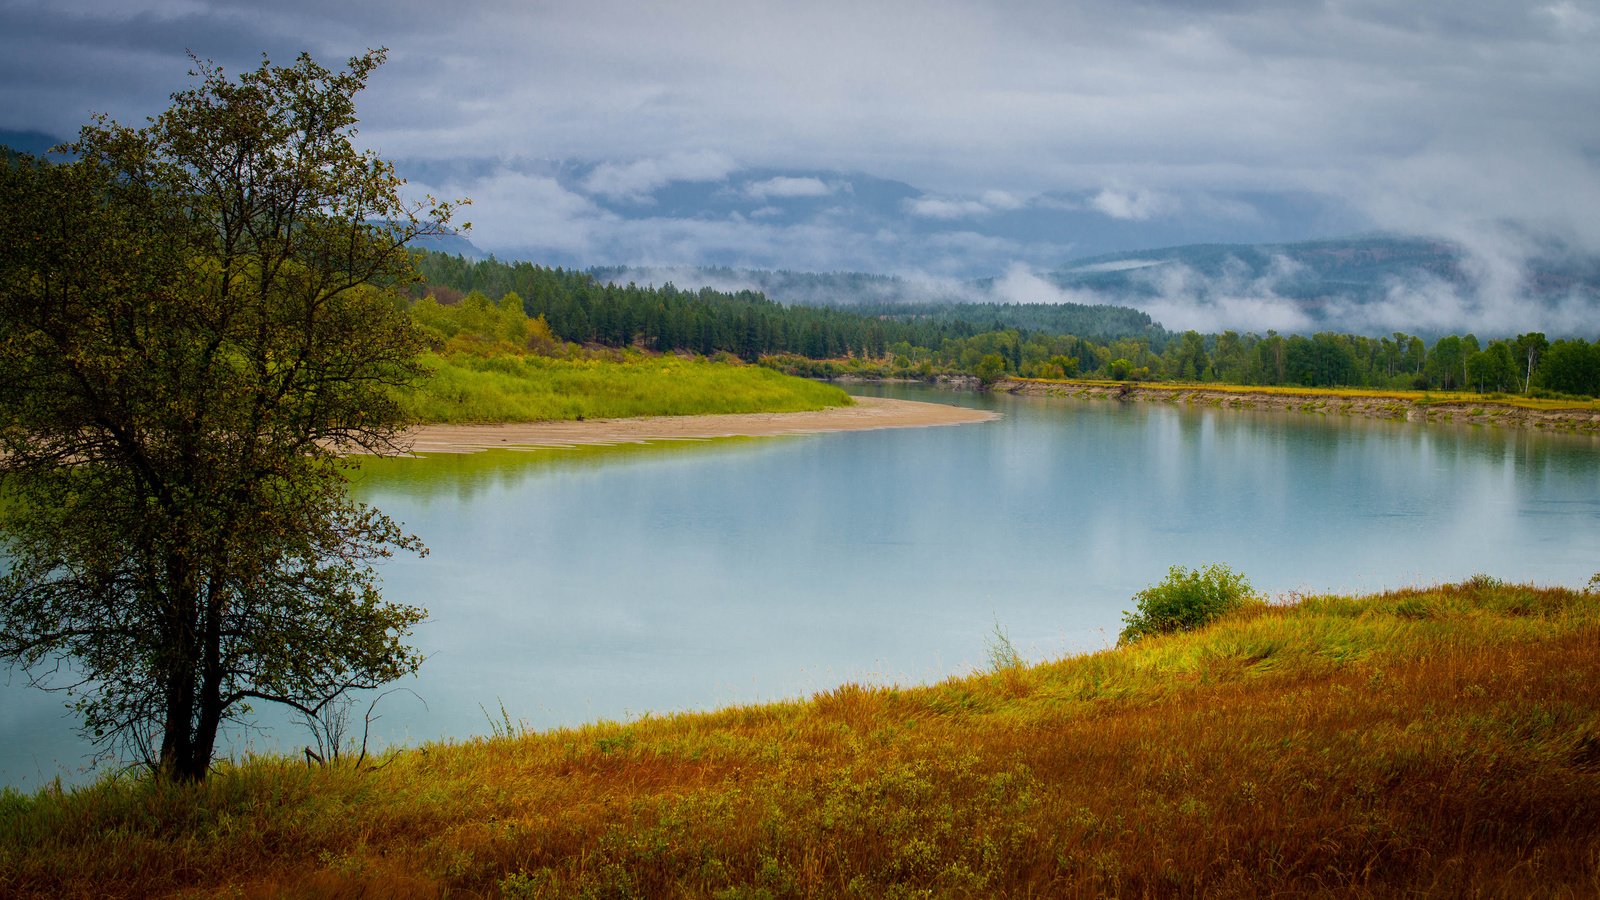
[1118,564,1257,645]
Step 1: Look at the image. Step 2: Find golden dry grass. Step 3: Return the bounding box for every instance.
[3,579,1598,898]
[1027,377,1600,412]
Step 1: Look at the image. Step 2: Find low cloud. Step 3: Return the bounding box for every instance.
[1123,256,1316,333]
[989,264,1103,306]
[580,151,738,203]
[903,188,1042,221]
[905,197,994,220]
[409,170,608,258]
[744,176,833,199]
[1344,138,1600,336]
[1068,259,1163,274]
[980,190,1027,211]
[1324,272,1600,338]
[1071,248,1600,337]
[1089,186,1179,222]
[593,266,767,296]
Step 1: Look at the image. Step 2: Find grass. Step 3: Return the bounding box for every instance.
[401,352,853,424]
[3,578,1598,897]
[398,292,851,424]
[1023,376,1600,412]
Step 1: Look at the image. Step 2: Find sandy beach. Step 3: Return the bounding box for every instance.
[397,395,998,454]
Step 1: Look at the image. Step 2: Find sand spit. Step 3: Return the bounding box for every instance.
[394,396,998,455]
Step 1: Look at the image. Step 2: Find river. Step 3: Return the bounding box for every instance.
[4,384,1598,789]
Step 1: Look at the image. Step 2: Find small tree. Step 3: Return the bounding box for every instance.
[1118,564,1256,645]
[0,50,460,781]
[974,353,1008,385]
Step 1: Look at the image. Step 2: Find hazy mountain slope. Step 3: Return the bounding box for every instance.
[1050,236,1600,335]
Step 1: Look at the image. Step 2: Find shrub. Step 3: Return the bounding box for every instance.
[974,354,1009,385]
[1118,564,1257,645]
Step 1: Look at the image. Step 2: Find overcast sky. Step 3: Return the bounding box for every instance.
[3,0,1597,327]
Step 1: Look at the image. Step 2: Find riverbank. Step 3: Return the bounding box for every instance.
[4,578,1596,896]
[398,395,998,454]
[998,377,1600,432]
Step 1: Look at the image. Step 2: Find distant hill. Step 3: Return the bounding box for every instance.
[588,264,1161,341]
[1050,236,1600,332]
[0,129,67,160]
[425,234,1600,339]
[408,230,486,259]
[588,265,972,307]
[1053,237,1463,300]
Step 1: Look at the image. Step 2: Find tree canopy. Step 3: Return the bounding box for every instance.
[0,50,458,781]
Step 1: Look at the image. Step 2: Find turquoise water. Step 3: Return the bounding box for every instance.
[5,385,1599,788]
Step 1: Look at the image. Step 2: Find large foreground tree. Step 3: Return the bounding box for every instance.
[0,50,459,781]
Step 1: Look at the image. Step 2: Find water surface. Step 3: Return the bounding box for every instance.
[5,385,1598,788]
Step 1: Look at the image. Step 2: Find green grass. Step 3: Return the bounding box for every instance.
[4,578,1598,897]
[401,352,852,424]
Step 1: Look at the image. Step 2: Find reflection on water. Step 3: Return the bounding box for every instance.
[347,436,767,502]
[5,385,1599,789]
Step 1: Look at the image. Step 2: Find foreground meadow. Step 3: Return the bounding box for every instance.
[3,578,1597,898]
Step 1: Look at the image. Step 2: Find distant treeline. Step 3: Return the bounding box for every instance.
[418,253,954,358]
[588,265,946,308]
[414,252,1600,397]
[415,252,1157,359]
[779,327,1600,398]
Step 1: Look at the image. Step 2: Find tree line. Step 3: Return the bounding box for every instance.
[931,328,1590,396]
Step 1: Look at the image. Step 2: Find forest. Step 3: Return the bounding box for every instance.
[415,251,1600,398]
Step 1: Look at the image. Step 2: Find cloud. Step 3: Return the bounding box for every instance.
[7,0,1596,307]
[989,264,1103,306]
[905,197,993,219]
[744,176,833,199]
[1121,256,1315,333]
[1068,259,1163,274]
[980,190,1027,211]
[1089,186,1179,221]
[1339,137,1600,335]
[580,151,738,203]
[408,169,610,258]
[1542,1,1600,35]
[1049,242,1600,337]
[904,189,1036,220]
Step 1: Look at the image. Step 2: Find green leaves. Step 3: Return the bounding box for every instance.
[0,51,457,780]
[1118,564,1258,646]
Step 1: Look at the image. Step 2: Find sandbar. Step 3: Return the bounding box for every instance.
[396,396,998,454]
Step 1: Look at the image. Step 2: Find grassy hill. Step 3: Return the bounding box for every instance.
[407,351,852,423]
[4,577,1596,897]
[400,288,852,424]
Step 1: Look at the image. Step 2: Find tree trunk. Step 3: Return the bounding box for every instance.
[158,562,214,782]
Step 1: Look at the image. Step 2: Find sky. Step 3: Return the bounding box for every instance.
[3,0,1598,331]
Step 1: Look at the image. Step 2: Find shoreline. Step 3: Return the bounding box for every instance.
[995,378,1600,433]
[397,395,998,454]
